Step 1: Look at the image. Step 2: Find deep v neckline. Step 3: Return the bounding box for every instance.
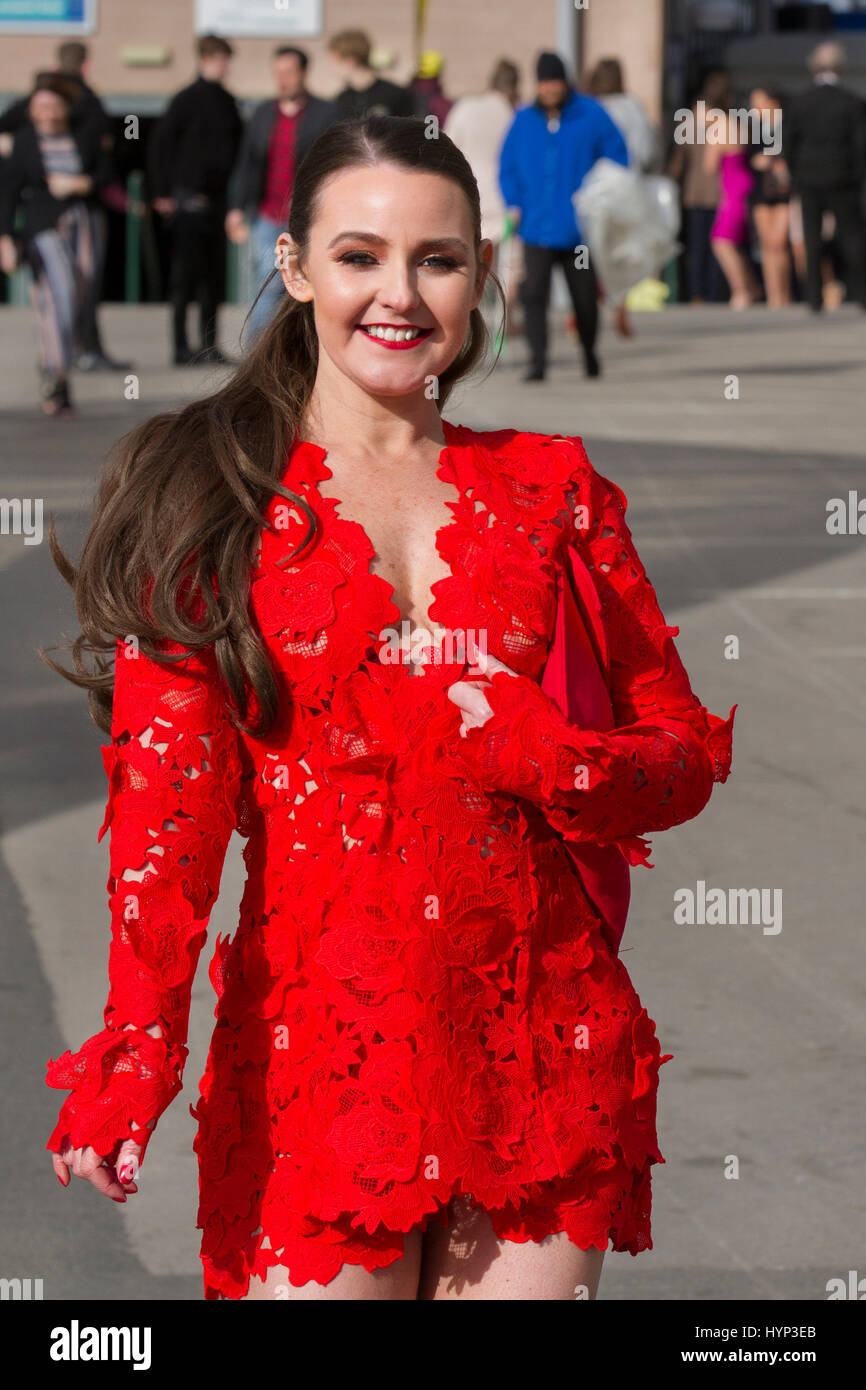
[294,417,464,647]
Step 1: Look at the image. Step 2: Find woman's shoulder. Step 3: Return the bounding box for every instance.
[444,422,629,535]
[445,421,602,486]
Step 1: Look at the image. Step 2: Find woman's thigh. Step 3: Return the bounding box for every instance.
[418,1195,606,1301]
[241,1227,424,1301]
[754,203,789,251]
[766,204,791,250]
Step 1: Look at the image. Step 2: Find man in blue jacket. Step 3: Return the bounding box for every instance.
[499,52,628,380]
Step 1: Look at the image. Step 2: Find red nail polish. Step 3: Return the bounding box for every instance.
[57,1173,66,1186]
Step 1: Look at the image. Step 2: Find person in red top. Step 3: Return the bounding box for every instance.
[44,117,734,1301]
[225,45,337,343]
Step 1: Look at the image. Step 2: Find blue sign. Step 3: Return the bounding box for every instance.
[0,1,97,33]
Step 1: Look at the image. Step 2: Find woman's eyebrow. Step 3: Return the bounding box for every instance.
[327,231,471,254]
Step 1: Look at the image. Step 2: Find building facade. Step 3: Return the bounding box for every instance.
[0,0,666,121]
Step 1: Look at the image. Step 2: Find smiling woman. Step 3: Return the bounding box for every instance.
[40,116,733,1303]
[270,154,495,408]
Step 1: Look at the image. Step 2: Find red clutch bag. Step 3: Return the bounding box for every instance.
[539,541,632,955]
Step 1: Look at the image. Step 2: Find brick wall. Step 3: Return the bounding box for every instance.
[0,0,563,108]
[580,0,664,123]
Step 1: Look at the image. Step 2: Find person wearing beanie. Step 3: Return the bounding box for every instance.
[536,52,566,83]
[499,50,629,379]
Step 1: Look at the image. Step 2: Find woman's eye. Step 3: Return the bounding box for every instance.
[337,252,462,270]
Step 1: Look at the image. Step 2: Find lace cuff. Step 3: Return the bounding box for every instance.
[457,669,735,866]
[46,1024,185,1161]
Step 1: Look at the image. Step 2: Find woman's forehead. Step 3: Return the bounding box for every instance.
[314,164,473,221]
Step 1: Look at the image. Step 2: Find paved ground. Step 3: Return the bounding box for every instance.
[1,301,864,1301]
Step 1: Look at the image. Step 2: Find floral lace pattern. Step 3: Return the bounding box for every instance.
[45,424,734,1298]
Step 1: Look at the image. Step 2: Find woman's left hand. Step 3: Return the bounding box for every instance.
[447,641,520,737]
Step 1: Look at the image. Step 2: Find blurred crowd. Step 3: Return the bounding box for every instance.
[0,28,864,416]
[668,42,866,315]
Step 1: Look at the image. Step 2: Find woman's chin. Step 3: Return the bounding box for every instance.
[345,361,444,398]
[330,338,458,398]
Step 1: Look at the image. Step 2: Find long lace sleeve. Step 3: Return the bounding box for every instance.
[456,445,736,865]
[45,633,245,1161]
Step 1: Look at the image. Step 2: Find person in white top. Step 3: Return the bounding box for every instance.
[444,59,520,246]
[585,58,662,338]
[586,59,660,176]
[444,61,521,342]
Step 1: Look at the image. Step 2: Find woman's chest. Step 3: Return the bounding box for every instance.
[316,474,458,640]
[252,451,571,690]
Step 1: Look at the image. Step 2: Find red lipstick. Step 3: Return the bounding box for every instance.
[356,323,433,351]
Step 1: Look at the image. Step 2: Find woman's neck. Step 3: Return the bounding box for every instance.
[346,66,377,92]
[301,382,446,469]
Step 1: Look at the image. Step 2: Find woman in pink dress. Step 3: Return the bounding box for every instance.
[706,112,761,309]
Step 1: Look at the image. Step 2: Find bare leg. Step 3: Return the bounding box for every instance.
[417,1194,606,1301]
[754,205,792,307]
[614,298,634,337]
[241,1227,424,1301]
[711,237,760,308]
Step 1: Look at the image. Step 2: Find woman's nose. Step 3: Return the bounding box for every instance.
[377,264,419,312]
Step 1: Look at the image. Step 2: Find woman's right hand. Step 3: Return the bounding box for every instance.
[51,1019,161,1199]
[52,1133,143,1202]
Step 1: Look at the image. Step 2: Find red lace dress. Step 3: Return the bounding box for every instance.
[45,423,735,1298]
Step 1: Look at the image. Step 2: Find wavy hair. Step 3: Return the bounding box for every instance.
[41,116,506,736]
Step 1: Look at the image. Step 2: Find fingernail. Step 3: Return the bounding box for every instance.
[119,1163,137,1184]
[57,1173,67,1186]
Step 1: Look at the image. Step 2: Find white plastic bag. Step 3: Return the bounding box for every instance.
[573,158,681,301]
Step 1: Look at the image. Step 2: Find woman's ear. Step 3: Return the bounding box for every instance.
[276,232,314,302]
[471,238,495,309]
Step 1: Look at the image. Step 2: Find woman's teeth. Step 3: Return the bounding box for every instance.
[361,325,426,342]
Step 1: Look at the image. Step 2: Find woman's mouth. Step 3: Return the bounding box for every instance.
[356,323,433,350]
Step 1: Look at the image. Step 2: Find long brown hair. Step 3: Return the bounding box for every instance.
[41,116,505,738]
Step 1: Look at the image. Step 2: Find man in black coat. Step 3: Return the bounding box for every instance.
[225,45,337,344]
[149,34,243,364]
[785,41,866,312]
[326,30,414,121]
